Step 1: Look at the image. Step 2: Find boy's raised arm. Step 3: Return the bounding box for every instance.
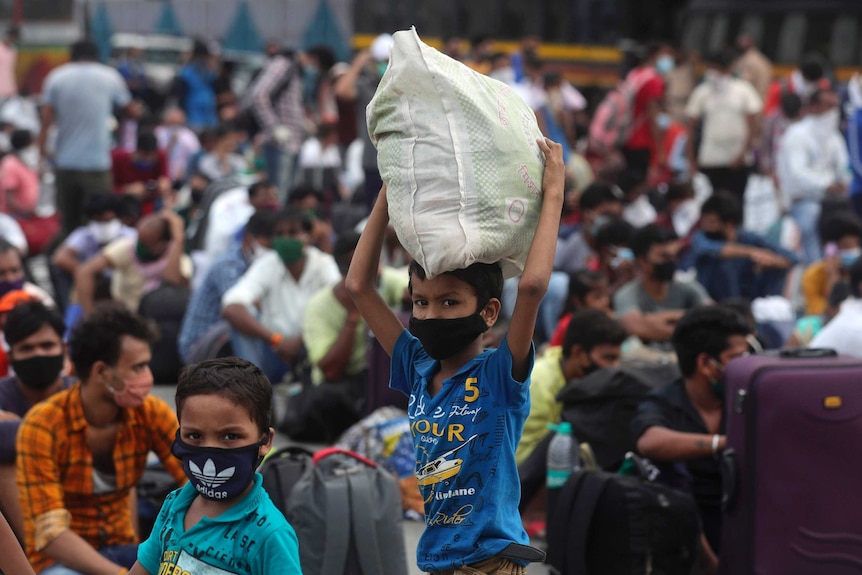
[508,138,565,381]
[345,185,405,356]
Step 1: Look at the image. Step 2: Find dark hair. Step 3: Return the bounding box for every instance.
[287,185,321,206]
[277,207,313,234]
[306,45,336,73]
[704,49,734,69]
[5,301,65,348]
[176,357,272,434]
[244,210,278,240]
[10,129,31,151]
[672,305,751,377]
[666,180,695,203]
[645,41,668,60]
[70,40,99,62]
[333,231,361,276]
[115,194,142,221]
[192,39,210,59]
[829,280,851,309]
[594,218,635,251]
[562,269,607,315]
[408,261,504,310]
[701,192,743,226]
[819,214,862,245]
[616,169,647,198]
[562,308,627,357]
[631,224,677,260]
[136,131,158,153]
[800,55,825,82]
[780,92,803,119]
[579,182,624,211]
[84,193,118,218]
[69,304,157,381]
[850,257,862,298]
[247,181,270,201]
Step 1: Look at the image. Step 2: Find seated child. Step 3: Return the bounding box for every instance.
[129,357,302,575]
[346,138,565,574]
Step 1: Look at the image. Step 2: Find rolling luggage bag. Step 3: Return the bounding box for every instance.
[720,349,862,575]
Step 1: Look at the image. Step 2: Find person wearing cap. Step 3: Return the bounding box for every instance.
[111,130,172,216]
[0,301,73,542]
[335,33,393,214]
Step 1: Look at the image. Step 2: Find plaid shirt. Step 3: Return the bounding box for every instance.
[16,383,185,572]
[251,54,305,154]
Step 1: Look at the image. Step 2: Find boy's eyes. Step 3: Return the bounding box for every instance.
[182,432,242,441]
[412,299,459,307]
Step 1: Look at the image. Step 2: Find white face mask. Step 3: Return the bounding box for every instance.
[89,219,122,245]
[18,146,39,170]
[811,109,840,134]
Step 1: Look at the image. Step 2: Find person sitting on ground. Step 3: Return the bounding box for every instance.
[0,129,39,217]
[0,302,74,542]
[75,211,192,315]
[517,308,626,466]
[222,208,340,383]
[178,210,277,364]
[287,185,334,253]
[592,216,637,298]
[111,130,172,215]
[548,269,612,347]
[554,182,624,274]
[16,304,187,575]
[800,214,862,316]
[689,192,797,301]
[197,123,248,183]
[128,357,301,575]
[0,238,53,305]
[809,257,862,357]
[632,304,751,572]
[788,280,851,347]
[614,224,711,348]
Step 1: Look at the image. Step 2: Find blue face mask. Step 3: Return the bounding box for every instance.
[840,249,861,268]
[656,55,675,76]
[172,432,268,501]
[590,214,611,237]
[133,158,156,171]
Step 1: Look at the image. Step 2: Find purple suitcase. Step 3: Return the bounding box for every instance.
[721,349,862,575]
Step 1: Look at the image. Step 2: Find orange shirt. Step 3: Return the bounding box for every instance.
[16,383,185,572]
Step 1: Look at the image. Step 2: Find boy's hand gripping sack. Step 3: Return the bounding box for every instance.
[367,27,546,278]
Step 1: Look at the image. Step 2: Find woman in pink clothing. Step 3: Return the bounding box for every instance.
[0,129,39,216]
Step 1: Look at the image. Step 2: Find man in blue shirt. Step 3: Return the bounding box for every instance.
[178,210,277,364]
[689,192,797,301]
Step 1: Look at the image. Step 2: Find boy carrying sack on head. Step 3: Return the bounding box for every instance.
[129,358,302,575]
[346,137,565,575]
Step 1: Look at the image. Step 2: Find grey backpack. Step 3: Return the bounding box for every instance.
[282,447,409,575]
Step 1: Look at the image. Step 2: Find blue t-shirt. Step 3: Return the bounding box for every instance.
[137,473,302,575]
[390,330,533,572]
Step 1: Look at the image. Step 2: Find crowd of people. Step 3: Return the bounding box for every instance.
[0,23,861,575]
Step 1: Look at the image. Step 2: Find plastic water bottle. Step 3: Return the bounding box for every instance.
[546,422,581,489]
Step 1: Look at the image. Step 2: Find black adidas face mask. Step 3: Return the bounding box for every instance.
[409,313,489,360]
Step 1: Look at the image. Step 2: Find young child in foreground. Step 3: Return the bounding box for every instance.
[129,358,302,575]
[346,138,565,574]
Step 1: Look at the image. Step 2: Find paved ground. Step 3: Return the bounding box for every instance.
[149,384,551,574]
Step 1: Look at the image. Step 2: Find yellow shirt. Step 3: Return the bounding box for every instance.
[801,261,829,316]
[516,346,566,465]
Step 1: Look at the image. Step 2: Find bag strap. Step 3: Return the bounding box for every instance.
[347,470,386,574]
[547,472,585,570]
[320,469,351,575]
[565,472,614,575]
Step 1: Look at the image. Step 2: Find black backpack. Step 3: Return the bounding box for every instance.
[547,468,701,575]
[138,283,190,384]
[259,446,316,517]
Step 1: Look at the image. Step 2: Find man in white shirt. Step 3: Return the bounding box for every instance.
[154,107,200,185]
[810,258,862,357]
[777,88,850,265]
[222,209,341,382]
[686,50,762,200]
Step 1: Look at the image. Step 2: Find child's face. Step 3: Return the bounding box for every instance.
[583,284,611,313]
[410,273,483,321]
[178,393,272,456]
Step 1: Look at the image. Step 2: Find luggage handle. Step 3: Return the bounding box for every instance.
[313,447,378,468]
[720,449,738,512]
[778,347,838,359]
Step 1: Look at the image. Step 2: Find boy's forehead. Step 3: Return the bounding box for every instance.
[411,273,477,296]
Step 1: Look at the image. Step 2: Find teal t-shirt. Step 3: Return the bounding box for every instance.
[137,473,302,575]
[390,330,533,572]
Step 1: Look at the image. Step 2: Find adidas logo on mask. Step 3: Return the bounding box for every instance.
[190,458,235,499]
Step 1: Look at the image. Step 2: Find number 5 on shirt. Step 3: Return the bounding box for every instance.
[465,378,479,402]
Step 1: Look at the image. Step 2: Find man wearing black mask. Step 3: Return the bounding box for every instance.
[614,224,711,347]
[0,301,73,541]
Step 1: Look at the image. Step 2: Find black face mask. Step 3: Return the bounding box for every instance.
[703,230,727,242]
[652,260,677,283]
[12,354,64,390]
[409,313,489,360]
[582,362,601,377]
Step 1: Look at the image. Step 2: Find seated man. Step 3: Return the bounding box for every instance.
[222,208,341,383]
[517,308,626,466]
[75,211,191,315]
[690,192,797,301]
[800,214,862,316]
[0,238,53,309]
[178,210,277,364]
[111,131,172,215]
[287,185,334,254]
[632,305,751,570]
[810,258,862,357]
[554,182,624,274]
[614,224,711,347]
[0,302,73,542]
[16,305,187,574]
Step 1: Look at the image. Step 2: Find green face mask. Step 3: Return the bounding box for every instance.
[273,236,305,265]
[708,358,725,399]
[135,240,160,263]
